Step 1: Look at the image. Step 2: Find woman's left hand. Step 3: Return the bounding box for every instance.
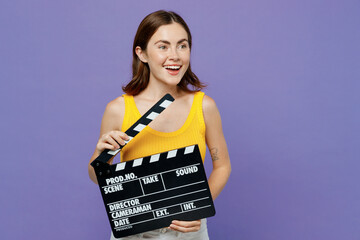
[168,219,201,233]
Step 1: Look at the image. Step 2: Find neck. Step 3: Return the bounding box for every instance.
[139,79,184,100]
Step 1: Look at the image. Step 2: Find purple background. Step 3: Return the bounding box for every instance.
[1,0,359,239]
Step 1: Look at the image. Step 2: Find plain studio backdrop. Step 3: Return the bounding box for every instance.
[0,0,359,239]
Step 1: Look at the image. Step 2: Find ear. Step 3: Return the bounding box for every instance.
[135,46,148,63]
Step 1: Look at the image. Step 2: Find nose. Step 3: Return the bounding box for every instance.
[168,47,180,61]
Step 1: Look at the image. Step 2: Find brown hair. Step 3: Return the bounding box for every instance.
[122,10,206,95]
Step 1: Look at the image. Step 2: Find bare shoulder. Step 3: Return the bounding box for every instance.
[104,96,125,117]
[202,94,219,117]
[100,96,125,132]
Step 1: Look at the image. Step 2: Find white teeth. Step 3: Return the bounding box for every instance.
[164,65,181,70]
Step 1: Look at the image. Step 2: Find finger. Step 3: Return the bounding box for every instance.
[110,133,126,146]
[110,131,130,146]
[103,135,121,149]
[117,131,130,141]
[171,220,201,227]
[97,143,117,152]
[169,224,200,233]
[169,220,201,233]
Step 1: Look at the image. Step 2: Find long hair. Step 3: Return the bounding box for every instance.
[122,10,206,95]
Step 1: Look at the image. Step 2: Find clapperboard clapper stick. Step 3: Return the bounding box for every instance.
[91,93,216,238]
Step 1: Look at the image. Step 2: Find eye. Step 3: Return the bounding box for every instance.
[158,45,167,50]
[178,44,188,49]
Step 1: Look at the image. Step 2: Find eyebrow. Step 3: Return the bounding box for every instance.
[154,39,188,45]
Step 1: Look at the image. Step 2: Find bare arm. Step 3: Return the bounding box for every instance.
[203,95,231,200]
[88,97,128,184]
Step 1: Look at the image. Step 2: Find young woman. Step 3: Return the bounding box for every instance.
[88,10,231,240]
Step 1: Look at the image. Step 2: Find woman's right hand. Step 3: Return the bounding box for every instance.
[96,130,130,153]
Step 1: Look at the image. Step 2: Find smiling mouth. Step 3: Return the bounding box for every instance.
[164,65,181,70]
[164,65,182,75]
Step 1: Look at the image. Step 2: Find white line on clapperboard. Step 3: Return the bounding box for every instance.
[109,189,206,213]
[111,196,209,221]
[114,205,213,230]
[160,174,166,190]
[102,163,201,188]
[139,180,145,195]
[107,180,205,207]
[109,188,207,214]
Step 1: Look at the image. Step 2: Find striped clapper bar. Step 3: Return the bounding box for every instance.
[91,94,215,238]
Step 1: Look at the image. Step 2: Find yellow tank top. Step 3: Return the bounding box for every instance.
[120,92,206,162]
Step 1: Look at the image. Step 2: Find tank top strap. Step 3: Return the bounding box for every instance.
[193,91,206,133]
[121,94,140,132]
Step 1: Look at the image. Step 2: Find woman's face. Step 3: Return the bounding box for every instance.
[137,22,190,87]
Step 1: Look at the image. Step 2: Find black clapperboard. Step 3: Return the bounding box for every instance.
[91,94,215,238]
